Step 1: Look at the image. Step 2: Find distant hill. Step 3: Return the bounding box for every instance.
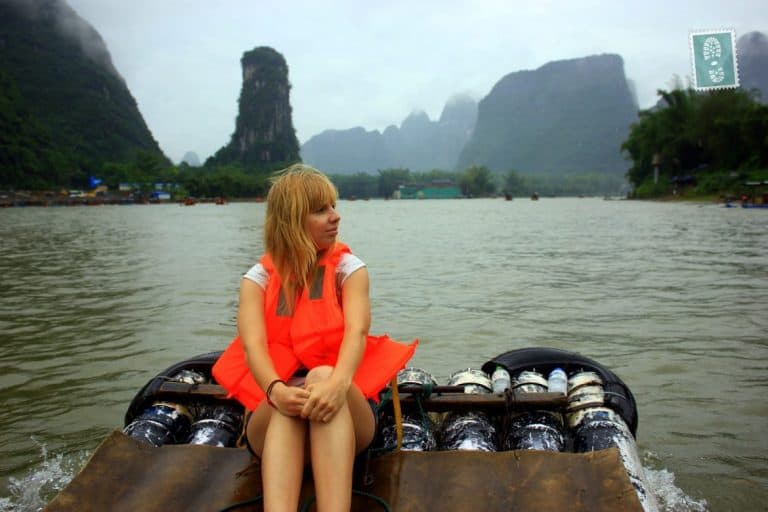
[457,54,637,175]
[0,0,167,188]
[302,56,637,177]
[737,31,768,103]
[181,151,201,167]
[300,94,477,174]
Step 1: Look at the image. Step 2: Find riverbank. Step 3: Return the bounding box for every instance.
[0,191,256,208]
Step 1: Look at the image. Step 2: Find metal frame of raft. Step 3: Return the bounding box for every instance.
[153,380,570,412]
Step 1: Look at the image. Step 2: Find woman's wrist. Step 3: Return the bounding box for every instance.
[265,378,285,408]
[329,372,353,393]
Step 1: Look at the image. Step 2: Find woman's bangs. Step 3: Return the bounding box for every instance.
[306,177,337,210]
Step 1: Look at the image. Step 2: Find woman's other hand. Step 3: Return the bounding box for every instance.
[302,376,349,423]
[271,383,310,417]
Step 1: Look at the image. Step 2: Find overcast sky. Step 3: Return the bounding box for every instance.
[65,0,767,164]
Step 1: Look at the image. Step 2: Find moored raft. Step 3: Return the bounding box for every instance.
[45,347,658,512]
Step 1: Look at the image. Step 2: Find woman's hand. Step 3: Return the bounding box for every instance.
[301,377,349,423]
[270,383,310,417]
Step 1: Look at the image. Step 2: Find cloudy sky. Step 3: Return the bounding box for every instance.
[65,0,767,164]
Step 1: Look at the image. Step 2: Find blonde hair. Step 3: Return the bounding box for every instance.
[264,164,338,307]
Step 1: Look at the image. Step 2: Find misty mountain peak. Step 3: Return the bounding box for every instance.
[181,151,201,166]
[400,110,431,130]
[10,0,122,79]
[439,94,478,125]
[736,30,768,103]
[737,31,768,56]
[458,53,636,174]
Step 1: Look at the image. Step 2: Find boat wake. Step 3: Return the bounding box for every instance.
[644,467,710,512]
[0,440,88,512]
[1,444,710,512]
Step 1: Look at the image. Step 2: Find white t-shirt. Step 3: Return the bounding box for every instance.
[243,253,366,291]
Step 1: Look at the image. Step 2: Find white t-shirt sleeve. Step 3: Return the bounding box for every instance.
[243,263,269,289]
[242,252,365,291]
[337,253,366,286]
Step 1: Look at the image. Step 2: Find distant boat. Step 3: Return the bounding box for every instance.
[724,202,768,208]
[725,181,768,208]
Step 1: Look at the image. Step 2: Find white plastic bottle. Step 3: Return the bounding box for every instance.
[547,367,568,394]
[491,366,511,394]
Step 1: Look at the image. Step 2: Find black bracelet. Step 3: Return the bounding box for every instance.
[265,379,285,408]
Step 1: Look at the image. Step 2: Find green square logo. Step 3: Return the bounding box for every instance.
[690,30,739,90]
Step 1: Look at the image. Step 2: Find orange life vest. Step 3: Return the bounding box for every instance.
[212,243,418,411]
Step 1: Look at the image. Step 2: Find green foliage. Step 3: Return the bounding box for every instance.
[458,165,496,197]
[503,169,627,197]
[503,170,526,196]
[179,165,268,198]
[377,168,412,198]
[693,172,741,195]
[331,172,377,199]
[0,70,78,189]
[631,178,673,199]
[622,87,768,194]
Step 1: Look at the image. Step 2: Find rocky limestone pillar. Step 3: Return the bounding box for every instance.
[228,46,300,167]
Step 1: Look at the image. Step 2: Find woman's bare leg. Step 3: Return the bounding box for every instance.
[305,366,376,511]
[247,403,307,512]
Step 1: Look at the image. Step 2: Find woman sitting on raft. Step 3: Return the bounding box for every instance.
[213,164,417,511]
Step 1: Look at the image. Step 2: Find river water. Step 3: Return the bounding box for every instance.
[0,198,766,511]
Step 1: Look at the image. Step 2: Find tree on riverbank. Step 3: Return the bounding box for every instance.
[621,88,768,198]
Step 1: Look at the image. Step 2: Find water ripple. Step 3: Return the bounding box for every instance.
[1,200,766,511]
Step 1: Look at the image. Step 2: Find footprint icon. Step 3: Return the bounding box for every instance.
[702,36,725,83]
[703,37,722,61]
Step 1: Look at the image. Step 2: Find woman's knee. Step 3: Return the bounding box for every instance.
[304,365,334,385]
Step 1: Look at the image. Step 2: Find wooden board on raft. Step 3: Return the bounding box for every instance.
[45,430,643,512]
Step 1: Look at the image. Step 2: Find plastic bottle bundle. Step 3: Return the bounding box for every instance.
[379,414,437,451]
[566,370,626,454]
[171,369,207,385]
[124,369,210,447]
[438,411,498,452]
[187,404,243,447]
[396,367,438,388]
[565,371,604,414]
[510,370,548,393]
[504,410,565,452]
[375,368,438,452]
[502,369,565,452]
[447,368,493,394]
[570,407,628,451]
[565,369,658,510]
[568,405,658,511]
[123,401,193,447]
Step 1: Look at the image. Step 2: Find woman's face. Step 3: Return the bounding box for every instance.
[305,201,340,250]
